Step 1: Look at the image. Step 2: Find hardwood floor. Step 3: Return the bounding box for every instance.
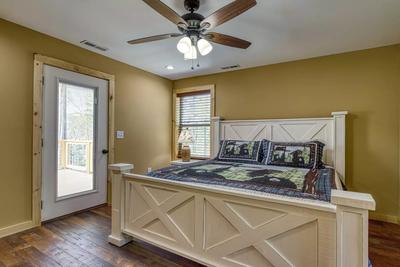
[0,206,398,267]
[0,206,203,267]
[369,219,400,267]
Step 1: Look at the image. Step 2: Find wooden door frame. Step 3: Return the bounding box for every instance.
[32,54,115,226]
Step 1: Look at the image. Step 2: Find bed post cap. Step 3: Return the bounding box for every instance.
[212,116,223,121]
[331,189,375,210]
[109,163,134,172]
[331,111,348,116]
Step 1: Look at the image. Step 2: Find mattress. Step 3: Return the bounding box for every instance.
[148,160,338,202]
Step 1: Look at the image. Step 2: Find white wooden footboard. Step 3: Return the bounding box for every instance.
[108,164,375,267]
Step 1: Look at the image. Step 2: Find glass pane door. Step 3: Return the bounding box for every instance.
[42,64,108,221]
[57,81,96,198]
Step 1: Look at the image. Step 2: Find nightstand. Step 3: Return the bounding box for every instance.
[170,159,203,166]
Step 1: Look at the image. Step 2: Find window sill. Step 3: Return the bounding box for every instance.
[170,159,204,166]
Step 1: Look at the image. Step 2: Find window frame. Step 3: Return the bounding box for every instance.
[172,85,215,160]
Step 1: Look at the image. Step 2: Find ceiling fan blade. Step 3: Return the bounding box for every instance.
[142,0,188,26]
[204,32,251,49]
[201,0,257,30]
[127,33,183,44]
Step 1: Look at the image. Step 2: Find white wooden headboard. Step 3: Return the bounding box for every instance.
[211,111,348,184]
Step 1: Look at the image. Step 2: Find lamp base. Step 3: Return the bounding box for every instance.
[181,146,191,162]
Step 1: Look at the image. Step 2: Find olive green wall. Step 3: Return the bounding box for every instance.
[174,44,400,220]
[1,16,399,230]
[0,19,172,229]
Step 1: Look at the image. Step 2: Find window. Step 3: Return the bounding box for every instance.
[174,86,214,159]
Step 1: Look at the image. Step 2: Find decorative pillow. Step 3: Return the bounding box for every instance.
[217,140,262,163]
[259,139,270,163]
[263,141,325,169]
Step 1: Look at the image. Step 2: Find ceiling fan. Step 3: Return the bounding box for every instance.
[128,0,257,68]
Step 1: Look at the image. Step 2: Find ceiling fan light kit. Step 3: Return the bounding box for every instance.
[128,0,257,69]
[177,36,192,54]
[197,39,213,56]
[184,45,197,60]
[178,37,212,59]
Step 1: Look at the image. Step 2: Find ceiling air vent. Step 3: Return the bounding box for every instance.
[80,40,109,52]
[221,64,240,70]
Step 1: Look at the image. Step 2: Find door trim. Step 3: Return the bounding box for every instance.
[32,54,115,226]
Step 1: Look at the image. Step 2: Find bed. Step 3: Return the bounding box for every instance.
[108,112,375,267]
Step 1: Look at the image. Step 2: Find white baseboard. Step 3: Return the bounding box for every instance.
[0,220,34,238]
[370,212,400,224]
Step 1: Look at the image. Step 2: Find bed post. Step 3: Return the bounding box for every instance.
[211,116,222,158]
[332,111,348,184]
[108,163,134,246]
[331,190,375,267]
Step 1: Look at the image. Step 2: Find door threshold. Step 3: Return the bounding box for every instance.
[41,203,108,223]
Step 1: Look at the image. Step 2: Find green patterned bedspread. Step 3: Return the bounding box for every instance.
[149,160,336,202]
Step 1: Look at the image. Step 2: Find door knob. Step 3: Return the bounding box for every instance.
[102,149,109,154]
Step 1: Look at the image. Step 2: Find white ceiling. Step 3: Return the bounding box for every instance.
[1,0,399,80]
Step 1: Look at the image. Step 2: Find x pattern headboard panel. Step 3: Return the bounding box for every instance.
[221,120,334,165]
[211,112,347,183]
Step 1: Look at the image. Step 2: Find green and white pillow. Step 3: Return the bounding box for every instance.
[263,141,325,169]
[217,140,262,164]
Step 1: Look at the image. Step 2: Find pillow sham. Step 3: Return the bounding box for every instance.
[262,140,325,169]
[217,140,262,163]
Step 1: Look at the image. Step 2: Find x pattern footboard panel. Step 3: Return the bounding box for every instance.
[124,181,332,267]
[205,198,317,267]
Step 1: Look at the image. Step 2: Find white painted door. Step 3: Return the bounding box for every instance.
[41,65,108,221]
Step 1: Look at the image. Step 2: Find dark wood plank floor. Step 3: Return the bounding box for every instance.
[369,219,400,267]
[0,206,398,267]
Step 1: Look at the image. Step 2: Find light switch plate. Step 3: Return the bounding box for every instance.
[116,131,124,139]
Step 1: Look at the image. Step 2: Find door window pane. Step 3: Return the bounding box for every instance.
[57,82,95,198]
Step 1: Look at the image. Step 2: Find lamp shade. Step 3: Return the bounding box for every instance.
[177,37,192,54]
[178,128,194,144]
[197,39,213,56]
[184,45,197,60]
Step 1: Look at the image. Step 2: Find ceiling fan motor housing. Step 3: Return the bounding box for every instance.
[182,13,204,28]
[184,0,200,12]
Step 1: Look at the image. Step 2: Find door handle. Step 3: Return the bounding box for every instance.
[102,149,109,154]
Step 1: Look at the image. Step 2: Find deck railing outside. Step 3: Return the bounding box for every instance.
[58,139,93,173]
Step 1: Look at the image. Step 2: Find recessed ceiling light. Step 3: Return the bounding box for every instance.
[165,65,174,70]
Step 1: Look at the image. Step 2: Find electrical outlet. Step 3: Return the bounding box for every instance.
[116,131,124,139]
[147,167,152,173]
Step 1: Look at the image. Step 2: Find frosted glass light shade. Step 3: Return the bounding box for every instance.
[177,37,192,54]
[184,45,197,60]
[197,39,213,56]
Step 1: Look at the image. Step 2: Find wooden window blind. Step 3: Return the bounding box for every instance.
[176,90,211,159]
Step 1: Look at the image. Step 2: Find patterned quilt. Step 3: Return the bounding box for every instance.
[148,160,336,202]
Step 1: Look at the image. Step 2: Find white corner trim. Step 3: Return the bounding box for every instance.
[0,220,34,238]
